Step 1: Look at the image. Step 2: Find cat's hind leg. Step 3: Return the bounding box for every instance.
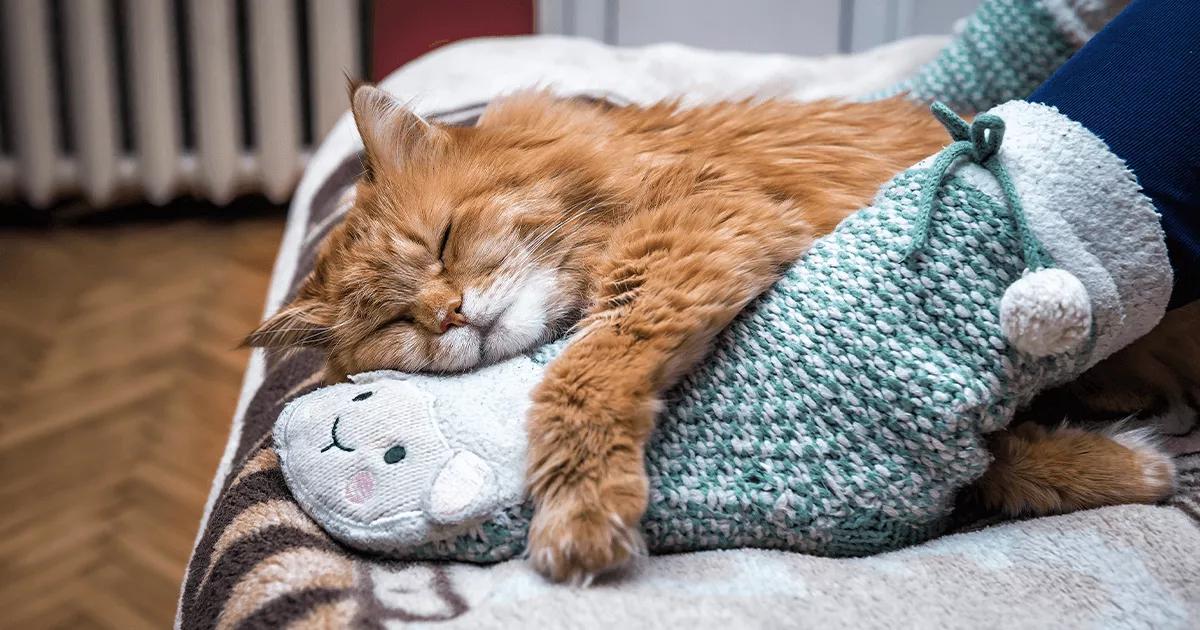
[974,421,1176,516]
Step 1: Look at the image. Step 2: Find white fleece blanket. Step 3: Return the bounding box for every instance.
[178,35,1200,630]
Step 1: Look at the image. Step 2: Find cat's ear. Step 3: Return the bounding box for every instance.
[351,84,444,178]
[243,281,335,349]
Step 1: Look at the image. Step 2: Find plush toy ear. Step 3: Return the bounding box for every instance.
[424,451,499,525]
[243,293,334,348]
[348,370,410,384]
[351,84,444,180]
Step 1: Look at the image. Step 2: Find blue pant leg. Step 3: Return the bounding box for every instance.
[1029,0,1200,308]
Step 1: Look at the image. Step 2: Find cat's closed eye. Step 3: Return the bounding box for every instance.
[379,314,414,331]
[437,221,453,262]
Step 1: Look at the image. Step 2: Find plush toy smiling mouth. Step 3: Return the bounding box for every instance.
[320,417,356,453]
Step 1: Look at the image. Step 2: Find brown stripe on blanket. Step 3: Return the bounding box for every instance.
[1165,452,1200,524]
[281,596,360,629]
[183,466,306,617]
[188,527,348,630]
[214,547,356,629]
[285,156,363,303]
[354,563,470,626]
[420,100,491,123]
[196,498,324,600]
[1173,453,1199,498]
[234,350,326,464]
[231,447,280,487]
[1172,498,1200,527]
[232,588,355,630]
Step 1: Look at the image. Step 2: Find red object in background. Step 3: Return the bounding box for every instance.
[371,0,535,81]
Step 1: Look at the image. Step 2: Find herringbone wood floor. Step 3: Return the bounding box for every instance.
[1,210,285,629]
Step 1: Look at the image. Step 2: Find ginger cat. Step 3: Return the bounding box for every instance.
[248,86,1176,582]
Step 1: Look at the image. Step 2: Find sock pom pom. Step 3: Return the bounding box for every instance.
[999,268,1092,357]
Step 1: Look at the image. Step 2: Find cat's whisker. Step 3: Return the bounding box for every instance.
[253,326,337,344]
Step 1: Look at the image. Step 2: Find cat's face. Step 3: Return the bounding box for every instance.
[247,87,612,380]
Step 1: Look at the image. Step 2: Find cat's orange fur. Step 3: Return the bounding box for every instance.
[248,87,1176,582]
[978,423,1175,515]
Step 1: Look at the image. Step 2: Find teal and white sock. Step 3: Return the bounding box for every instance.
[273,101,1170,561]
[877,0,1130,112]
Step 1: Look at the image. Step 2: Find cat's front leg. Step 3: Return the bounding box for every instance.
[524,191,814,583]
[524,329,660,584]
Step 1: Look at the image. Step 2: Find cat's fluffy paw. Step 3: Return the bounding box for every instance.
[526,485,647,585]
[523,360,655,584]
[1110,426,1178,502]
[980,422,1178,516]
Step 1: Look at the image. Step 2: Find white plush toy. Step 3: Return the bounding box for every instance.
[274,360,542,556]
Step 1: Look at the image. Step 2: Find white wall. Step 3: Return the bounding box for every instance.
[537,0,980,54]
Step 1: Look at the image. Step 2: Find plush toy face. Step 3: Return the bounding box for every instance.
[277,378,453,520]
[274,362,545,552]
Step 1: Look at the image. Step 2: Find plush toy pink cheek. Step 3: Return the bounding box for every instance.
[345,470,375,504]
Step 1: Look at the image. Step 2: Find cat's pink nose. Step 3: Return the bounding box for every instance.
[438,304,469,333]
[345,470,375,504]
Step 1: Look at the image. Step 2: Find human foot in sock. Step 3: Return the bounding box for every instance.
[1030,0,1200,307]
[879,0,1131,112]
[273,101,1174,574]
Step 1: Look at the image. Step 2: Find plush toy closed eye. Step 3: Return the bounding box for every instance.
[274,102,1169,561]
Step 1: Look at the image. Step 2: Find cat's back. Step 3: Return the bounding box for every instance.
[606,96,948,225]
[476,91,948,229]
[606,96,932,150]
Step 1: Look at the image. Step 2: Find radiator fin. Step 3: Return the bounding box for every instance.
[248,0,302,204]
[65,0,121,206]
[310,0,360,142]
[0,0,364,209]
[187,0,241,205]
[4,0,62,206]
[129,0,184,203]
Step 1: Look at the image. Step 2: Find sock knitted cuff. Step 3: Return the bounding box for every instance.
[957,100,1171,365]
[875,0,1084,113]
[1040,0,1131,45]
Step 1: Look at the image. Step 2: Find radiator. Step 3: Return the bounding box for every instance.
[0,0,367,208]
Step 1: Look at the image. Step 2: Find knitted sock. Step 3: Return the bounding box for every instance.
[876,0,1130,112]
[274,101,1170,561]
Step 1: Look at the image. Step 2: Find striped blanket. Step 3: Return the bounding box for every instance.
[176,35,1200,629]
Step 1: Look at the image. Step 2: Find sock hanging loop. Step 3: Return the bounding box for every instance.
[903,102,1051,271]
[903,102,1092,358]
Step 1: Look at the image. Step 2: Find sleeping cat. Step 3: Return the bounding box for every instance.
[248,86,1175,582]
